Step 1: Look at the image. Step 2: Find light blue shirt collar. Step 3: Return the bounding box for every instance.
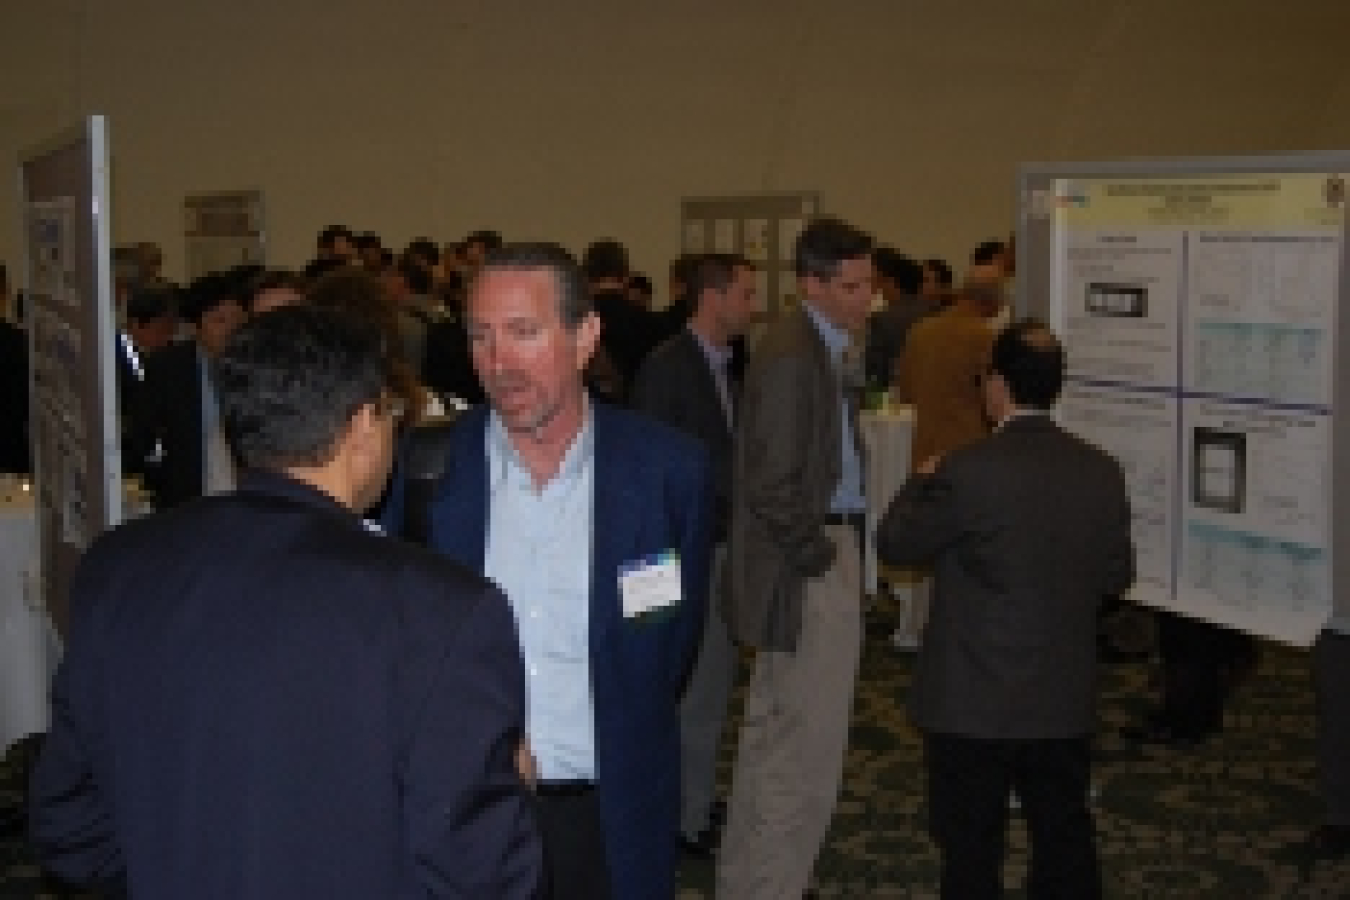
[488,400,594,492]
[803,301,850,358]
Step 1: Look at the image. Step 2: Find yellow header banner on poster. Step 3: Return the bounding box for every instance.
[1056,173,1347,233]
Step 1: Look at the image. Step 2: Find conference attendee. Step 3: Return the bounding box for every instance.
[584,237,660,398]
[382,255,438,377]
[864,246,936,390]
[718,216,874,900]
[876,320,1134,900]
[315,224,358,262]
[355,231,385,272]
[308,267,440,422]
[128,272,247,508]
[1305,628,1350,862]
[967,238,1014,330]
[631,252,758,859]
[921,257,955,308]
[464,230,504,266]
[247,268,304,315]
[897,281,1001,470]
[383,241,713,900]
[0,263,29,474]
[116,283,179,470]
[28,306,545,899]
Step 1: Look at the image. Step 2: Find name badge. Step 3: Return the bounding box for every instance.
[619,551,682,619]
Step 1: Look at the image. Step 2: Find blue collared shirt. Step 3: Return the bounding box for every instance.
[688,325,734,426]
[803,303,865,513]
[483,406,596,780]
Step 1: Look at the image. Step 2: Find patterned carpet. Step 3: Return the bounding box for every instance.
[3,600,1347,899]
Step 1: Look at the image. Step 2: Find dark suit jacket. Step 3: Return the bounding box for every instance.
[592,290,662,398]
[864,295,939,389]
[422,314,486,406]
[876,415,1135,739]
[724,308,842,651]
[631,328,735,543]
[383,401,713,900]
[28,470,544,899]
[0,320,30,473]
[126,340,207,508]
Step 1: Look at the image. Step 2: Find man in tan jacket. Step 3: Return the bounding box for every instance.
[898,282,1002,470]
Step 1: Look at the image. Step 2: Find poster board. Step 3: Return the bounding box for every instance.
[184,189,265,278]
[1018,156,1349,646]
[681,192,820,318]
[19,116,120,635]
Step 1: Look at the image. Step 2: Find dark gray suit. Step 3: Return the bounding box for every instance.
[718,307,863,899]
[877,413,1133,900]
[632,328,738,839]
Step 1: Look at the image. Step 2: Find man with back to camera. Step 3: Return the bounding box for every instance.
[717,216,875,900]
[28,306,545,899]
[876,321,1135,900]
[383,241,714,900]
[631,252,760,858]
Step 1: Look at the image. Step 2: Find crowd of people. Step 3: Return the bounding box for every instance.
[2,214,1346,898]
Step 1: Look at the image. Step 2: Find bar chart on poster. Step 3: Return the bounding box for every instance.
[1020,159,1349,646]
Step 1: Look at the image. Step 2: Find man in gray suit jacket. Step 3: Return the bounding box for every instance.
[718,217,875,899]
[877,321,1134,900]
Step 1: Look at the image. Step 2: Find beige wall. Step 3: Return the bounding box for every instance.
[2,0,1349,290]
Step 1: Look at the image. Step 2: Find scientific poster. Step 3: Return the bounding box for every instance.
[1057,231,1182,388]
[1051,171,1343,645]
[27,199,92,551]
[1058,385,1178,606]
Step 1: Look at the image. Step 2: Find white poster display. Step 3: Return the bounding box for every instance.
[1186,232,1337,405]
[1057,230,1182,388]
[1046,170,1343,646]
[1058,385,1178,607]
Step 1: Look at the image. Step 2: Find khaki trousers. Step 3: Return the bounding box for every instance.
[716,523,862,899]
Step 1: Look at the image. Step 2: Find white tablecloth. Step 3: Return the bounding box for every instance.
[861,406,914,593]
[860,406,929,647]
[0,486,57,753]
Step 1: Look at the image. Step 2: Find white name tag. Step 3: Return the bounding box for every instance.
[619,552,683,619]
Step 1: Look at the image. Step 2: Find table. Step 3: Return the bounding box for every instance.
[0,481,57,753]
[860,406,929,648]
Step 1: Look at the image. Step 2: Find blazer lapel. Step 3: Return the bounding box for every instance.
[590,404,641,649]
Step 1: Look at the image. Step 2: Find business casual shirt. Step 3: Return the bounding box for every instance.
[484,405,596,780]
[689,326,735,426]
[803,303,865,514]
[197,350,235,496]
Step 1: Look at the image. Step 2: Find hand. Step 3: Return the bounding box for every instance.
[917,455,942,476]
[515,738,538,787]
[796,536,837,578]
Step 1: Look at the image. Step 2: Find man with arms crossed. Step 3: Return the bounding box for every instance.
[29,306,544,899]
[877,321,1134,899]
[387,242,713,900]
[718,216,874,899]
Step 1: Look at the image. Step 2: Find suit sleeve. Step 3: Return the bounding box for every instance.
[739,352,835,570]
[670,444,714,700]
[1101,464,1136,598]
[875,468,967,568]
[402,580,544,899]
[27,554,126,889]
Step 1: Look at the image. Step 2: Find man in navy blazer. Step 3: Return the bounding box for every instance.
[29,307,545,899]
[385,242,713,900]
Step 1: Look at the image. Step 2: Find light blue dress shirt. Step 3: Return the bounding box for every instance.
[803,303,865,514]
[483,406,597,780]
